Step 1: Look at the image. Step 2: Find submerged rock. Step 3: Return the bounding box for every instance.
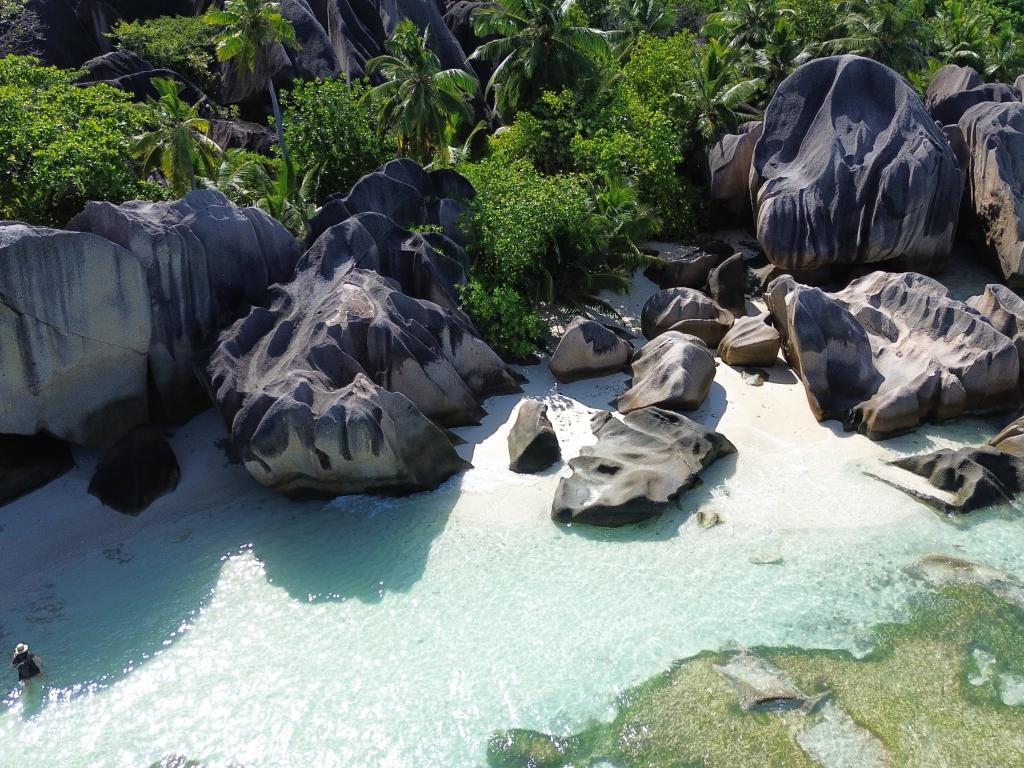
[640,288,734,345]
[548,317,632,383]
[907,554,1024,609]
[768,271,1019,438]
[68,190,300,422]
[714,652,811,711]
[958,101,1024,285]
[0,434,74,508]
[88,426,181,515]
[0,224,152,446]
[752,56,961,271]
[617,332,715,413]
[718,315,781,367]
[551,407,735,526]
[507,400,560,474]
[884,446,1024,515]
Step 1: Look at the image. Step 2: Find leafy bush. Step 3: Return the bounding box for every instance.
[620,31,700,144]
[0,56,154,226]
[459,280,547,358]
[282,77,390,204]
[110,15,219,94]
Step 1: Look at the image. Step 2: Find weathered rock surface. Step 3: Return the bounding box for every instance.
[714,652,812,711]
[930,82,1020,127]
[708,121,763,217]
[767,271,1019,438]
[69,190,300,422]
[885,446,1024,514]
[617,333,715,413]
[203,198,517,495]
[209,117,277,154]
[77,51,211,110]
[907,553,1024,608]
[0,434,74,508]
[751,55,962,271]
[0,224,152,446]
[641,288,733,345]
[924,64,983,110]
[958,101,1024,284]
[507,400,560,473]
[644,244,730,289]
[551,408,735,526]
[991,414,1024,457]
[548,318,632,383]
[718,315,781,367]
[87,425,181,515]
[708,252,747,317]
[967,283,1024,375]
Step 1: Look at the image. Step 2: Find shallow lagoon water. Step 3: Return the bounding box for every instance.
[1,361,1023,767]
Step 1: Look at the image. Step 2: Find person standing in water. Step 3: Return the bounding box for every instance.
[11,643,42,682]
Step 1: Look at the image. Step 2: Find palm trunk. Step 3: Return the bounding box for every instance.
[267,77,290,165]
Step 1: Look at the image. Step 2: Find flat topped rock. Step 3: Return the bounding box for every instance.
[551,407,735,527]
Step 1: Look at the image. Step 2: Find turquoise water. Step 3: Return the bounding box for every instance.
[1,371,1023,767]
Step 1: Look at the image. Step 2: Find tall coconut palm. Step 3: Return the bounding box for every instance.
[471,0,611,119]
[821,0,926,73]
[609,0,675,61]
[703,0,782,51]
[364,20,479,164]
[205,0,297,162]
[132,77,222,195]
[683,38,764,144]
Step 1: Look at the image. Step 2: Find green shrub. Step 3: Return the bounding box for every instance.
[620,31,700,145]
[109,15,218,95]
[459,280,547,359]
[282,77,390,204]
[0,56,154,226]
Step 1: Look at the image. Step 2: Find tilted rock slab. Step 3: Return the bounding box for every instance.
[551,408,735,526]
[69,190,300,422]
[718,315,781,367]
[751,56,962,271]
[617,333,715,413]
[958,101,1024,284]
[885,446,1024,515]
[548,317,632,383]
[767,271,1019,438]
[0,224,152,445]
[204,221,517,496]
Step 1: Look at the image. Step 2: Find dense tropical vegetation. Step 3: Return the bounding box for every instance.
[2,0,1023,352]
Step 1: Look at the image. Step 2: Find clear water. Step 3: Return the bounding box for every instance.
[1,369,1023,768]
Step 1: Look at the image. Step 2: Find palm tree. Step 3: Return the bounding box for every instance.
[754,15,810,95]
[205,0,297,162]
[821,0,926,73]
[703,0,782,51]
[609,0,675,61]
[364,20,479,164]
[216,149,318,237]
[132,77,222,196]
[982,26,1024,82]
[471,0,611,118]
[682,38,764,144]
[931,0,986,69]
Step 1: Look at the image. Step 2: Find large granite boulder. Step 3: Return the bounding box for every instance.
[708,252,747,317]
[885,446,1024,515]
[69,190,300,422]
[640,288,733,345]
[924,64,983,110]
[967,283,1024,376]
[309,0,387,80]
[551,408,736,526]
[708,121,763,217]
[203,218,517,496]
[718,315,781,367]
[0,434,74,508]
[77,51,211,111]
[87,425,181,515]
[643,242,732,289]
[548,318,632,383]
[991,414,1024,457]
[958,101,1024,284]
[751,56,962,272]
[209,118,277,154]
[507,399,560,473]
[767,271,1019,438]
[0,225,152,446]
[930,83,1020,127]
[617,333,715,413]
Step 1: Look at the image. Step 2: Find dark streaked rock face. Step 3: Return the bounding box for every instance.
[88,426,180,515]
[886,446,1024,515]
[640,288,734,346]
[768,271,1020,438]
[929,83,1020,127]
[924,64,983,109]
[968,283,1024,377]
[0,224,152,446]
[708,253,747,317]
[617,333,715,413]
[551,408,735,527]
[507,400,560,474]
[68,190,300,423]
[718,315,781,367]
[643,244,729,289]
[708,121,763,218]
[958,101,1024,285]
[0,434,74,508]
[548,318,632,383]
[752,56,962,272]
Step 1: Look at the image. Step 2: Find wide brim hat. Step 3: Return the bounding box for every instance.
[14,643,28,654]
